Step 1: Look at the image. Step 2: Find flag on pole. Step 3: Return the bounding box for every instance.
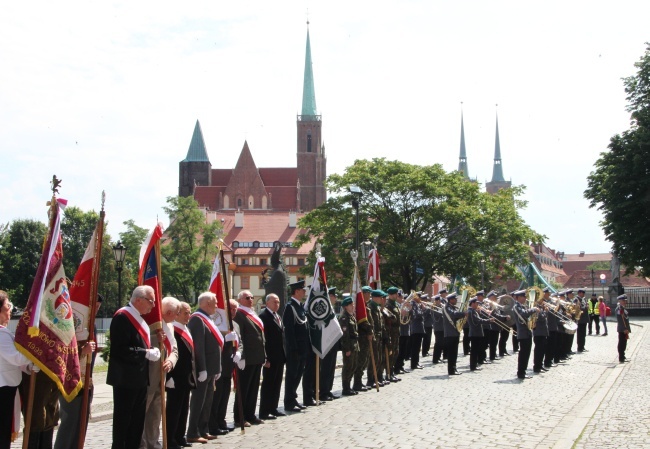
[353,262,368,324]
[138,223,164,330]
[14,198,82,401]
[209,249,229,331]
[70,224,100,342]
[304,256,342,358]
[367,248,381,289]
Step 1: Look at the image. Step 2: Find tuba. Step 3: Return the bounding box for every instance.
[525,286,543,330]
[455,286,475,332]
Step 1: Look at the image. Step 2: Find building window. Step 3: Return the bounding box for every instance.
[241,276,250,289]
[298,258,305,266]
[260,258,267,266]
[241,258,249,265]
[232,241,239,248]
[253,241,260,248]
[237,198,242,208]
[307,132,312,153]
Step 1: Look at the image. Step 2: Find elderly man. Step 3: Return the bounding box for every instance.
[186,292,223,444]
[166,302,195,449]
[140,297,180,449]
[258,294,286,419]
[107,286,161,449]
[283,280,310,412]
[616,294,631,363]
[232,290,267,426]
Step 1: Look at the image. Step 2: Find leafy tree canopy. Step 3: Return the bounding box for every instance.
[585,43,650,275]
[296,158,542,292]
[161,196,222,303]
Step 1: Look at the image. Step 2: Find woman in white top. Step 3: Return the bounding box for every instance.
[0,290,31,448]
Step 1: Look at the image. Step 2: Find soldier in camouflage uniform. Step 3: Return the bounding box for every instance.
[353,286,374,392]
[339,297,359,395]
[384,287,402,382]
[367,290,388,387]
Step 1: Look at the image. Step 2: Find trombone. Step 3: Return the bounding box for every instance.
[479,299,517,336]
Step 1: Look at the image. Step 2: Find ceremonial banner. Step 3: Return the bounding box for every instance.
[14,198,82,401]
[367,248,381,289]
[70,226,99,342]
[138,223,164,329]
[353,263,368,325]
[304,256,342,358]
[209,250,228,331]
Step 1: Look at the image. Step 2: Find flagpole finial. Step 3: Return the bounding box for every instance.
[351,250,358,263]
[315,243,322,259]
[101,191,106,211]
[50,175,62,195]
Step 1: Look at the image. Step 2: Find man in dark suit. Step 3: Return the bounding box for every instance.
[318,288,339,401]
[232,290,267,426]
[166,302,195,449]
[282,280,310,412]
[107,285,161,449]
[186,292,222,444]
[258,294,286,419]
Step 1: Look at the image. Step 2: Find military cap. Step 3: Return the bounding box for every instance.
[513,290,527,297]
[476,290,485,297]
[577,288,586,294]
[289,280,306,290]
[328,287,338,296]
[439,288,448,294]
[617,294,627,301]
[542,287,551,293]
[558,291,566,297]
[371,289,386,297]
[386,287,399,294]
[469,297,478,305]
[341,296,354,306]
[420,293,429,300]
[487,291,497,298]
[591,293,597,297]
[433,295,441,301]
[362,286,372,293]
[447,293,458,300]
[564,288,574,295]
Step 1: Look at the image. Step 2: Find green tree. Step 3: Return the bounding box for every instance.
[586,261,611,271]
[117,219,149,305]
[161,196,222,303]
[0,219,48,307]
[585,43,650,275]
[296,158,541,291]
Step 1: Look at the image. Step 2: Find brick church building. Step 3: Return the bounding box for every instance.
[177,26,324,304]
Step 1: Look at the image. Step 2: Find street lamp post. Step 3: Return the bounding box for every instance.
[349,185,363,256]
[112,241,127,307]
[590,269,595,296]
[480,259,486,290]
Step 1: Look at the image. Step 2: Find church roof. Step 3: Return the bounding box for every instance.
[183,120,210,162]
[301,27,318,117]
[458,109,469,178]
[490,113,506,182]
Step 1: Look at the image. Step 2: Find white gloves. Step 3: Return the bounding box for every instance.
[232,352,242,364]
[30,363,40,373]
[198,370,208,382]
[225,332,239,344]
[165,378,175,389]
[236,359,246,370]
[145,348,161,361]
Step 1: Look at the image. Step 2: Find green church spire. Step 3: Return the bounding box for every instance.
[301,24,318,117]
[458,106,469,178]
[491,110,506,182]
[183,120,209,162]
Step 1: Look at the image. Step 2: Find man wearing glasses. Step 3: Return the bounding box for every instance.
[107,285,161,449]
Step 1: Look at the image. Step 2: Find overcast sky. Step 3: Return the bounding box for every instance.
[1,1,648,255]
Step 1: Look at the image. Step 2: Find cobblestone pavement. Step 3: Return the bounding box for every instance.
[12,318,649,449]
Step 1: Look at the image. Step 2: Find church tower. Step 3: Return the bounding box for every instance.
[296,23,327,212]
[179,120,211,197]
[457,106,470,179]
[486,110,512,194]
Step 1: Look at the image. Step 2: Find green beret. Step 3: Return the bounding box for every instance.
[371,289,386,297]
[341,297,353,306]
[361,286,372,293]
[386,287,399,294]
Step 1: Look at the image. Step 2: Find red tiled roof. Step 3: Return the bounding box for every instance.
[259,168,298,186]
[562,270,650,288]
[266,187,298,210]
[211,169,232,186]
[564,253,612,262]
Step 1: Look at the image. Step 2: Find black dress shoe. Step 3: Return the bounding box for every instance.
[284,405,303,412]
[260,414,277,420]
[390,376,401,382]
[449,371,463,375]
[304,399,319,407]
[318,396,332,402]
[326,393,339,400]
[179,441,193,448]
[271,410,286,417]
[250,417,265,425]
[342,389,357,396]
[470,367,482,371]
[518,375,533,379]
[431,361,440,364]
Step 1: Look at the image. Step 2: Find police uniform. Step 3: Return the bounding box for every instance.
[616,295,630,363]
[532,303,549,373]
[575,289,590,352]
[442,293,466,375]
[467,298,491,371]
[512,290,536,379]
[409,298,426,370]
[431,296,446,364]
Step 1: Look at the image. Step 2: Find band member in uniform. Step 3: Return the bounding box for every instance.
[474,291,489,365]
[431,295,445,364]
[565,289,577,356]
[493,291,512,357]
[339,297,360,396]
[353,286,375,392]
[442,293,467,375]
[283,280,310,411]
[422,295,434,357]
[616,294,630,363]
[394,291,410,374]
[575,288,590,352]
[532,298,549,374]
[408,292,426,371]
[467,297,494,371]
[542,288,559,369]
[512,290,539,380]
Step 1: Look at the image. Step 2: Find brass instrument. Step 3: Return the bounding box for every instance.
[455,287,474,332]
[526,286,544,330]
[399,291,415,325]
[480,299,517,335]
[497,294,516,327]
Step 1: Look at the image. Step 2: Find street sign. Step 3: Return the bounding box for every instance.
[600,279,607,284]
[416,268,424,275]
[599,274,606,280]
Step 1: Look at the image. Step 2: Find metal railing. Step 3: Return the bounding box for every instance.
[623,287,650,309]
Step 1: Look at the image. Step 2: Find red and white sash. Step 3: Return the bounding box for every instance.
[238,306,264,332]
[192,311,224,349]
[161,322,174,355]
[173,321,194,350]
[115,305,151,348]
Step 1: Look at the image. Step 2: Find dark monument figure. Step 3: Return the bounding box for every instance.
[264,241,288,313]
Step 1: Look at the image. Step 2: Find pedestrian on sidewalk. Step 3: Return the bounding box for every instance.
[598,296,608,336]
[615,295,630,363]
